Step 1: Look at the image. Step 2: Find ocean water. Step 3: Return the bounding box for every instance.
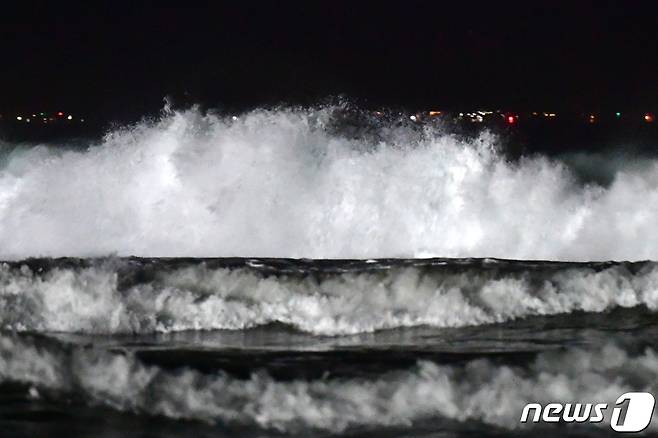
[1,106,658,437]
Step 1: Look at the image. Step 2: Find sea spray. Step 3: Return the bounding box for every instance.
[1,106,658,260]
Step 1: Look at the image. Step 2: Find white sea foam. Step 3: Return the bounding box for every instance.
[1,335,656,432]
[2,261,658,335]
[1,107,658,260]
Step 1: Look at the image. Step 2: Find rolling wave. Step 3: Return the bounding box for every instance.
[2,257,657,335]
[1,334,656,432]
[1,106,658,260]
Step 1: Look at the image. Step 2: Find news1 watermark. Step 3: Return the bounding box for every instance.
[520,392,656,432]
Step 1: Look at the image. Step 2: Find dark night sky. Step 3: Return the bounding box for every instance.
[2,1,657,120]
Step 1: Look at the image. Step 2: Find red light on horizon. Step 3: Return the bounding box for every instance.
[645,113,655,123]
[507,115,515,124]
[57,111,64,117]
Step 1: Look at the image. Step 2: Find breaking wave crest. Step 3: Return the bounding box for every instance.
[1,106,658,260]
[2,334,657,432]
[2,258,658,335]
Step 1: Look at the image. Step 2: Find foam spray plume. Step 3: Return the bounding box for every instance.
[1,105,658,260]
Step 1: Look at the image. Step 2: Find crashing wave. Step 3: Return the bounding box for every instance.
[1,334,656,432]
[1,106,658,260]
[2,258,658,335]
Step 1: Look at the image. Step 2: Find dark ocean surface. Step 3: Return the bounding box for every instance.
[1,257,658,437]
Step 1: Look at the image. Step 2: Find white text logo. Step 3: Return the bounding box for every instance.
[520,392,655,432]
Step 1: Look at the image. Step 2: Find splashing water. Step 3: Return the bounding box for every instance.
[1,106,658,260]
[2,334,657,432]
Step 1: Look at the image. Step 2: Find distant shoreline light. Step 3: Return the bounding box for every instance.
[7,112,85,124]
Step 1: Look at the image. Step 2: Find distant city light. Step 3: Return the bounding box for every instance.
[4,108,653,129]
